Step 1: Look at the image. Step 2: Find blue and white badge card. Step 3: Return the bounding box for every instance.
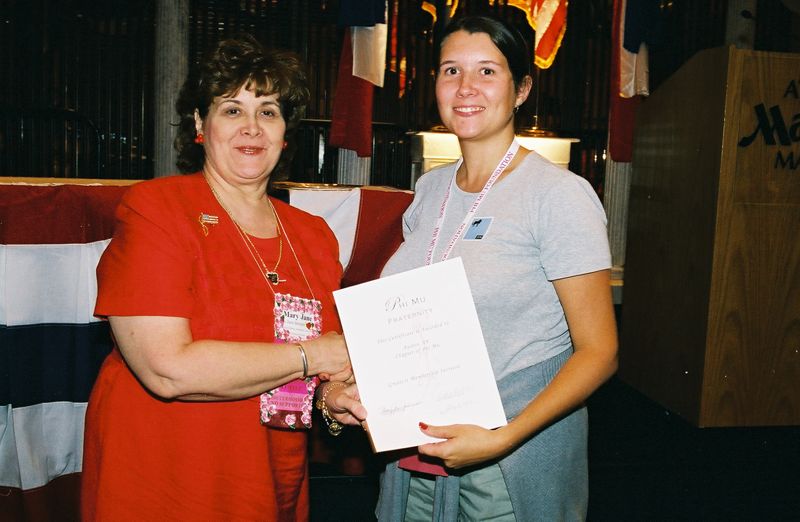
[462,217,493,240]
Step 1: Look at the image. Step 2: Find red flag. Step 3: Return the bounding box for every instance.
[329,30,374,157]
[498,0,568,69]
[341,188,413,287]
[608,0,641,162]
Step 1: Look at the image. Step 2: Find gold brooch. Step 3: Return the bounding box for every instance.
[198,213,219,236]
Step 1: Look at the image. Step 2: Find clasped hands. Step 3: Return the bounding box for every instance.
[311,331,353,383]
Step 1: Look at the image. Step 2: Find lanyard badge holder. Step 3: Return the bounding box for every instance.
[260,293,322,430]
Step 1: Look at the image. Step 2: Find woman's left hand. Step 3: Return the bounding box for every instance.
[326,383,368,427]
[416,422,510,469]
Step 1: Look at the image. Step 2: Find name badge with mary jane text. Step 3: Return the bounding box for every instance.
[259,293,322,430]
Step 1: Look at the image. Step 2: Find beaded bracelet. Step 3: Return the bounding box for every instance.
[316,382,347,436]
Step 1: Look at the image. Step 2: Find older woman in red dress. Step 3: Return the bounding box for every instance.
[81,35,351,521]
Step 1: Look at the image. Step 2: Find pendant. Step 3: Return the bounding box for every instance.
[267,271,284,285]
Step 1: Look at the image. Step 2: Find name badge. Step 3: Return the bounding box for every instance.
[260,293,322,430]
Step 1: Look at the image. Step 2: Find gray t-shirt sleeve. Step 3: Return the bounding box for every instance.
[535,173,611,281]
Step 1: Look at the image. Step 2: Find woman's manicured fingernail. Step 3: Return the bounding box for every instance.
[419,422,428,430]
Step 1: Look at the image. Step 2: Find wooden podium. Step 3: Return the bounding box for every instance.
[619,46,800,427]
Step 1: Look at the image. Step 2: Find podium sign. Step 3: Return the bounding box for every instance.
[620,47,800,427]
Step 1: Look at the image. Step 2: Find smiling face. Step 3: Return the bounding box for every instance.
[195,86,286,186]
[435,30,530,145]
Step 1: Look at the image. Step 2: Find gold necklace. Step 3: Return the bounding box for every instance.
[268,197,316,302]
[237,220,284,285]
[206,179,284,288]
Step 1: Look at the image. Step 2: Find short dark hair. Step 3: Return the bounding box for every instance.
[440,16,532,92]
[174,34,310,174]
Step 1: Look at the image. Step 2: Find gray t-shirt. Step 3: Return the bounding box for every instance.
[381,151,611,381]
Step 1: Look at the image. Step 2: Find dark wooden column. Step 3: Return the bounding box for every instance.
[154,0,189,177]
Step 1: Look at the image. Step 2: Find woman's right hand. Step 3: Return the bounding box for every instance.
[325,383,368,427]
[305,331,352,381]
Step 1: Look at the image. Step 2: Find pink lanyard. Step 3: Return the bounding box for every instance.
[425,140,520,265]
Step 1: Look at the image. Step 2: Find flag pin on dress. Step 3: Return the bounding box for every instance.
[198,213,219,236]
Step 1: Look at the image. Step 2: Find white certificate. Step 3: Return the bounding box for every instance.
[333,257,507,452]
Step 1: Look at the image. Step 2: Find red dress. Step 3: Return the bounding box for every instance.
[82,173,342,521]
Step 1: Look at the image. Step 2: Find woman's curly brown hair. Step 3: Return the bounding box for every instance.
[174,34,309,175]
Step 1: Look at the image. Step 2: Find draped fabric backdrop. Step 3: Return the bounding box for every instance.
[0,182,128,522]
